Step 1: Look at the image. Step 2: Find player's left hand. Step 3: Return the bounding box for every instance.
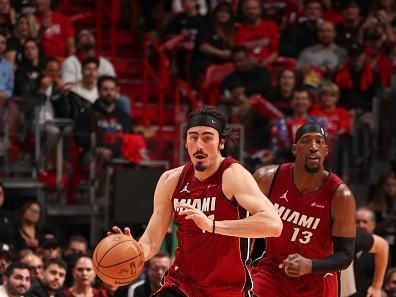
[366,285,382,297]
[177,203,213,233]
[279,253,312,277]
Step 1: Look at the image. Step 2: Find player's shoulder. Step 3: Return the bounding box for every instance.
[333,183,355,200]
[253,165,280,195]
[161,165,184,183]
[253,165,279,181]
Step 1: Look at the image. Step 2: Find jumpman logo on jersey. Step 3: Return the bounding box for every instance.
[180,183,191,194]
[279,190,288,202]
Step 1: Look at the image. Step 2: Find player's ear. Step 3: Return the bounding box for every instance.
[219,138,225,150]
[291,144,297,156]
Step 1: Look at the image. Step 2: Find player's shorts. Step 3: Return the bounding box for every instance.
[154,265,250,297]
[251,260,339,297]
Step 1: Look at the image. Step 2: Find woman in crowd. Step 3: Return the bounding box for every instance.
[191,2,234,82]
[14,201,43,251]
[64,255,107,297]
[268,68,298,116]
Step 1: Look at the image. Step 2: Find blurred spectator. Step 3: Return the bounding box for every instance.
[29,258,67,297]
[0,31,14,108]
[384,267,396,297]
[63,235,88,258]
[370,171,396,266]
[341,228,389,297]
[40,234,61,261]
[335,42,380,170]
[64,255,106,297]
[268,68,298,116]
[297,21,347,86]
[61,29,115,85]
[20,251,43,288]
[34,0,75,58]
[128,252,171,297]
[0,182,16,252]
[261,0,291,26]
[234,0,279,67]
[358,11,393,87]
[63,235,88,288]
[15,201,43,251]
[164,0,204,41]
[164,0,205,79]
[335,42,379,112]
[335,0,363,49]
[270,87,325,162]
[13,38,45,141]
[172,0,208,16]
[280,0,323,58]
[353,207,381,297]
[69,57,99,105]
[310,82,351,176]
[75,76,132,160]
[0,262,31,297]
[35,58,71,171]
[220,46,272,106]
[6,14,36,67]
[371,0,396,40]
[0,250,10,284]
[0,0,16,38]
[190,2,234,81]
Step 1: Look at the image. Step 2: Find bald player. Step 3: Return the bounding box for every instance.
[252,123,356,297]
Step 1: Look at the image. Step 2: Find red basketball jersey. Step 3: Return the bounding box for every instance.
[162,157,252,297]
[252,163,344,296]
[263,163,344,265]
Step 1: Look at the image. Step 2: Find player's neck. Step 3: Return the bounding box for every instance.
[194,157,224,181]
[293,167,327,194]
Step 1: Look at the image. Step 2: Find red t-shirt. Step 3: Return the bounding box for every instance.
[310,107,351,143]
[235,19,279,60]
[36,12,74,58]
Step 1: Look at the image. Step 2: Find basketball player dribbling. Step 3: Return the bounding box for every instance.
[109,107,283,297]
[252,123,356,297]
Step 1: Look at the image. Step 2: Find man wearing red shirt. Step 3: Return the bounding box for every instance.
[235,0,279,66]
[34,0,75,58]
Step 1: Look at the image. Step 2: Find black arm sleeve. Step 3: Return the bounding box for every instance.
[311,236,355,274]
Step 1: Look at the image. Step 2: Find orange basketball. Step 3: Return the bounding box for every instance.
[93,234,144,286]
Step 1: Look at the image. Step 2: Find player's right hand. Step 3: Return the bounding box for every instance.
[107,226,132,238]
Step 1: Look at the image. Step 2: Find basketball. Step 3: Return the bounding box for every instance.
[93,234,144,286]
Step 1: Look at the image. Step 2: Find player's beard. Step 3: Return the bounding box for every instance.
[304,162,320,174]
[195,162,207,171]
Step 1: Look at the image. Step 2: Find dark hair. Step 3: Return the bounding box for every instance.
[42,57,60,72]
[71,254,92,269]
[292,86,310,98]
[4,262,30,277]
[81,56,99,69]
[44,258,67,271]
[21,38,45,68]
[67,235,88,248]
[304,0,323,9]
[231,46,249,57]
[148,251,170,268]
[212,2,234,47]
[0,181,4,191]
[97,75,118,90]
[340,0,361,10]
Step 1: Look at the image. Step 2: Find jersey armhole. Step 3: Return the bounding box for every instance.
[267,165,281,197]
